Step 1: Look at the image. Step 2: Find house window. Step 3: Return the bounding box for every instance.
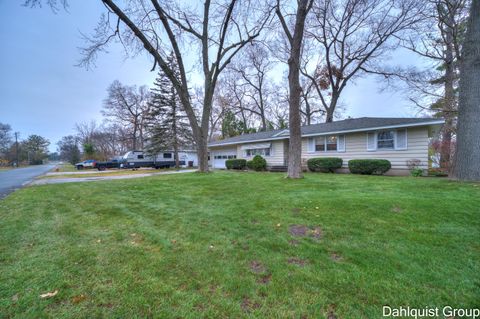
[377,131,394,149]
[315,137,325,151]
[163,152,172,158]
[245,148,270,157]
[326,136,338,151]
[315,135,337,151]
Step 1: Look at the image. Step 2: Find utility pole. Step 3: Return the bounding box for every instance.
[14,132,19,168]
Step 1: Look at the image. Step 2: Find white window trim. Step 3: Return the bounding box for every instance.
[367,129,408,151]
[394,129,408,150]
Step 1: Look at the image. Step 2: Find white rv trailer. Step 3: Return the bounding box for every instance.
[121,150,198,169]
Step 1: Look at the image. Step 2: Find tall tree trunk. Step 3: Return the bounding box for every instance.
[172,98,180,169]
[440,8,456,170]
[451,0,480,181]
[132,121,137,150]
[283,0,311,179]
[325,108,334,123]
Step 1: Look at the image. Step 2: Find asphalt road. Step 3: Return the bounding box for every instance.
[0,164,55,199]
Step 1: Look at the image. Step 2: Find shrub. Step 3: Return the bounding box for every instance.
[348,159,391,175]
[410,168,423,177]
[247,155,267,171]
[225,159,247,170]
[307,157,343,173]
[406,159,421,170]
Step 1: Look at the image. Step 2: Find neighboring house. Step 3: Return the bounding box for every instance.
[208,117,444,175]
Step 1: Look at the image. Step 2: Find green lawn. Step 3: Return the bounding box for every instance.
[0,172,479,318]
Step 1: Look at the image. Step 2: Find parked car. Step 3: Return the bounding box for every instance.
[75,159,97,170]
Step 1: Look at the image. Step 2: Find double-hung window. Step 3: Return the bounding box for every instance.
[315,135,339,152]
[377,130,395,149]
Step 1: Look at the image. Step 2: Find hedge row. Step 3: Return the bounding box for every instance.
[225,159,247,170]
[225,155,267,171]
[306,157,392,175]
[348,159,391,175]
[226,156,392,175]
[307,157,343,173]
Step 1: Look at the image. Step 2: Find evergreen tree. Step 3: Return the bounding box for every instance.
[146,52,193,168]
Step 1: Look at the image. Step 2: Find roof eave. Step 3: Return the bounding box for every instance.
[208,120,445,148]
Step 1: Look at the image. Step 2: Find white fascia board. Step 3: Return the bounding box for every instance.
[207,120,445,148]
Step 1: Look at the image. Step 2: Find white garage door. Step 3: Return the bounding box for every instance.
[212,149,237,169]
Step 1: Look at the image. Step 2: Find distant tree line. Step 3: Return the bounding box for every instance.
[0,123,50,166]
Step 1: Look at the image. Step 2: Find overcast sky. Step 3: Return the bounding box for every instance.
[0,1,424,152]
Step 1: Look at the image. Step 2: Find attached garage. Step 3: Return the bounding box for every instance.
[210,148,237,169]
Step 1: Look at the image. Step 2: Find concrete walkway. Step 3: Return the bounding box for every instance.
[30,169,197,185]
[45,167,158,176]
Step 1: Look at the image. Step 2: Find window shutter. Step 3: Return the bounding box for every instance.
[337,135,346,152]
[367,132,376,151]
[395,129,408,150]
[307,138,315,153]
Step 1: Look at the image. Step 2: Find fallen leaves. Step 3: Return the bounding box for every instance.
[40,290,58,299]
[71,294,87,304]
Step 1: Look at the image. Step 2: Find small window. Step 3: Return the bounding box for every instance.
[326,136,337,151]
[245,148,270,157]
[315,137,325,152]
[163,153,172,158]
[315,135,337,152]
[137,155,144,159]
[377,131,394,149]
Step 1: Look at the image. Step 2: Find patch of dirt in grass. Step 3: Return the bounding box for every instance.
[289,225,322,239]
[287,257,307,267]
[391,206,403,213]
[98,303,114,308]
[71,294,87,304]
[330,253,343,262]
[241,297,260,312]
[326,304,338,319]
[129,233,144,245]
[257,273,272,284]
[250,261,266,274]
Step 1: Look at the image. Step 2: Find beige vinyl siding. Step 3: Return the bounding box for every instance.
[236,140,285,166]
[302,127,429,169]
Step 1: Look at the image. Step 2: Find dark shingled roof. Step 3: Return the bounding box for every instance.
[208,117,443,147]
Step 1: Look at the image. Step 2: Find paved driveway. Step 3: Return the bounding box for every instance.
[0,164,55,199]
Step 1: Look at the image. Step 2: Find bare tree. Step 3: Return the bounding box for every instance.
[76,1,271,172]
[102,80,150,150]
[301,0,424,123]
[230,44,275,131]
[451,0,479,181]
[276,0,314,178]
[397,0,469,170]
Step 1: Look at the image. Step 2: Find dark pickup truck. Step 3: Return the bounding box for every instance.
[96,159,123,171]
